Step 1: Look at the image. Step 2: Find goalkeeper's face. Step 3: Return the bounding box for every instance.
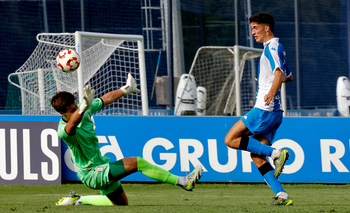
[61,102,78,121]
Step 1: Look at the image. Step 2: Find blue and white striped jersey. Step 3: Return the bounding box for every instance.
[255,38,292,112]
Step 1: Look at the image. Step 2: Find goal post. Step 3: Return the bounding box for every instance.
[8,31,149,116]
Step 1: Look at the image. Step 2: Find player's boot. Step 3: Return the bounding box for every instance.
[182,165,203,191]
[55,190,81,206]
[273,149,289,178]
[74,197,82,205]
[269,196,293,206]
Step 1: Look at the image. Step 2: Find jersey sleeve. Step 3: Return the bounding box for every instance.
[265,44,282,73]
[77,98,103,115]
[89,98,103,114]
[276,44,292,78]
[266,42,292,78]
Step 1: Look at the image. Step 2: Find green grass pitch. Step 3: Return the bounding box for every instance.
[1,183,350,212]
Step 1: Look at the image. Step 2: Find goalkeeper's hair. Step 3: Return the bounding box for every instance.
[51,91,75,113]
[249,12,275,33]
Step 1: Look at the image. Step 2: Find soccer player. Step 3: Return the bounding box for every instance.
[51,73,203,206]
[224,12,293,206]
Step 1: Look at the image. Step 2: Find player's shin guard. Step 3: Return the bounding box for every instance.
[258,162,284,195]
[137,157,178,185]
[239,136,274,156]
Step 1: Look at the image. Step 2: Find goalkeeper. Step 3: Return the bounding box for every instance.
[51,74,203,206]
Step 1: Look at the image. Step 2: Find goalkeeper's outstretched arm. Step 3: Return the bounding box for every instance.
[64,85,95,135]
[100,73,140,108]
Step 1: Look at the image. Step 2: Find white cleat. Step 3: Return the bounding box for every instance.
[182,165,203,191]
[55,190,80,206]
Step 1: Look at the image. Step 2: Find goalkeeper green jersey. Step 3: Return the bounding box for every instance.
[57,98,110,180]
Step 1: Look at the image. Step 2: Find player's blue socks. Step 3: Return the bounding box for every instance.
[239,136,274,156]
[258,162,284,195]
[264,170,284,195]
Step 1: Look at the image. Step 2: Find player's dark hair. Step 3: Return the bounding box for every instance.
[249,12,275,33]
[51,91,75,113]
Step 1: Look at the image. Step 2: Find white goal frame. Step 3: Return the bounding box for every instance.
[75,32,148,114]
[8,31,149,116]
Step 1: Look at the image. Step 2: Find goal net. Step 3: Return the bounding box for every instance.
[8,32,148,116]
[184,46,263,116]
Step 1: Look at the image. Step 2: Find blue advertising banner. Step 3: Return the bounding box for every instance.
[60,116,350,183]
[1,115,349,183]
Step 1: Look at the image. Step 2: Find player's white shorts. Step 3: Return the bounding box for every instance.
[241,107,283,143]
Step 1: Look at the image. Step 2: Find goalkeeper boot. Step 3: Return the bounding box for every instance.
[56,190,80,206]
[269,196,293,206]
[273,149,289,178]
[74,197,82,205]
[182,165,203,191]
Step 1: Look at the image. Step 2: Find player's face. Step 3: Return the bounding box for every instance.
[251,22,268,43]
[62,102,78,121]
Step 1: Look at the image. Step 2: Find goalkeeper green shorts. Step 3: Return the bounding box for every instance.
[81,163,121,196]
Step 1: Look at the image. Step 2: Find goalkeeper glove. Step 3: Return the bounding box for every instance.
[120,73,140,96]
[79,85,95,114]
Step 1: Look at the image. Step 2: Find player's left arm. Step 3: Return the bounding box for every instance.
[264,68,284,106]
[100,73,140,108]
[264,44,293,105]
[100,89,125,108]
[65,107,84,135]
[65,85,95,135]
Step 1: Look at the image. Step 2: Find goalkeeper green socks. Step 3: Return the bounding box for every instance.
[137,157,178,185]
[80,195,113,206]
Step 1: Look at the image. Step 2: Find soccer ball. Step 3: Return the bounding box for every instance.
[56,49,81,73]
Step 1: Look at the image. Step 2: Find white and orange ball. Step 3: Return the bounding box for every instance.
[56,49,81,73]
